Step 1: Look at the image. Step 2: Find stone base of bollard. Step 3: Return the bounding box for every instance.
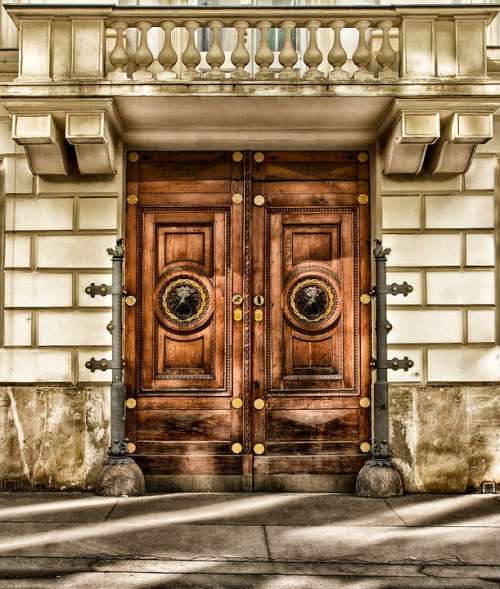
[355,461,404,498]
[95,461,146,497]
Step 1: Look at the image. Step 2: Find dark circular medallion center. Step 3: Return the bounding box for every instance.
[166,283,201,321]
[295,284,329,321]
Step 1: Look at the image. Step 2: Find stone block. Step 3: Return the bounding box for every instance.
[78,274,112,307]
[389,385,416,490]
[66,113,116,175]
[382,196,420,229]
[425,195,494,229]
[37,235,114,268]
[0,120,21,155]
[17,20,51,81]
[0,350,73,382]
[38,311,111,346]
[77,349,111,382]
[381,172,461,194]
[384,234,461,267]
[0,385,109,489]
[79,198,118,230]
[465,386,500,489]
[427,271,495,305]
[387,309,462,344]
[387,347,423,382]
[428,347,500,382]
[415,386,468,492]
[468,310,496,343]
[37,172,119,196]
[466,234,495,266]
[5,198,73,231]
[4,235,31,268]
[386,272,422,305]
[4,271,72,308]
[71,20,105,79]
[3,311,32,346]
[401,18,434,78]
[465,156,496,190]
[4,157,34,195]
[477,118,500,153]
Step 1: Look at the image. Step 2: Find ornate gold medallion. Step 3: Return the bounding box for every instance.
[290,278,335,324]
[162,278,206,323]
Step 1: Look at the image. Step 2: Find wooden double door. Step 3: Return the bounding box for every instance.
[126,151,371,492]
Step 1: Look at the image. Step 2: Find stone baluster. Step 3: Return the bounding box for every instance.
[352,20,373,81]
[255,21,274,80]
[304,20,324,80]
[376,20,397,80]
[205,20,225,80]
[182,21,201,80]
[328,20,349,80]
[231,20,251,80]
[133,21,153,80]
[157,21,177,80]
[278,20,298,80]
[108,21,129,81]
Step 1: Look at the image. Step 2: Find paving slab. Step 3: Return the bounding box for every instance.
[266,524,500,565]
[0,493,116,523]
[109,493,401,526]
[0,521,269,560]
[387,494,500,528]
[0,572,497,588]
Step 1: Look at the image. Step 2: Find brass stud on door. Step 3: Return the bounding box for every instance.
[127,442,137,454]
[128,152,139,163]
[357,152,368,163]
[360,442,371,453]
[254,398,265,410]
[253,443,265,455]
[232,193,243,205]
[253,195,265,207]
[232,151,243,162]
[358,194,369,205]
[126,398,137,409]
[359,397,371,408]
[359,293,371,305]
[125,295,137,307]
[231,397,243,409]
[231,442,243,454]
[127,194,138,205]
[254,152,264,163]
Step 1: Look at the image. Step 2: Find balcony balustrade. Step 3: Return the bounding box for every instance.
[5,4,497,86]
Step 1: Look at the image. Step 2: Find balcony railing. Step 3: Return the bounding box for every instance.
[6,4,499,84]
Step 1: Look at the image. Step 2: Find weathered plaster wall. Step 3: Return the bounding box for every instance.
[0,385,109,490]
[390,384,500,493]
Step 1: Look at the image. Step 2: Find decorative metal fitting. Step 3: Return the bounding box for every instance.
[85,283,111,298]
[385,281,413,297]
[373,239,391,259]
[107,239,124,260]
[253,195,265,206]
[254,398,265,410]
[106,322,113,333]
[231,442,243,454]
[85,357,111,372]
[231,397,243,409]
[371,356,414,371]
[385,320,393,333]
[253,443,265,455]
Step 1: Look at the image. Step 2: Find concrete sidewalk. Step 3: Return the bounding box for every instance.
[0,493,498,588]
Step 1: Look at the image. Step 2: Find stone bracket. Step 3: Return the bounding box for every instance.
[12,114,70,175]
[370,356,414,371]
[429,112,493,174]
[65,112,116,175]
[383,112,440,175]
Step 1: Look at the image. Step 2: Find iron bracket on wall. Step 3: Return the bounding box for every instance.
[85,283,111,298]
[369,239,414,466]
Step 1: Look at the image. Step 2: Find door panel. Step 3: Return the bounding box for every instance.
[126,152,245,484]
[126,151,370,492]
[251,152,371,489]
